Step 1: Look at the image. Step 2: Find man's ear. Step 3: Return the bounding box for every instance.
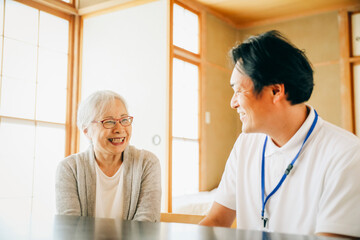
[271,84,285,103]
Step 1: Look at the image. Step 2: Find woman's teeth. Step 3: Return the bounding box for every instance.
[109,138,125,143]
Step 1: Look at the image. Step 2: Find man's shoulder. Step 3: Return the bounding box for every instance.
[231,133,266,157]
[235,132,266,146]
[314,119,360,156]
[317,119,360,146]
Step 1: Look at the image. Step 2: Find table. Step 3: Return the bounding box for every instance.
[0,215,343,239]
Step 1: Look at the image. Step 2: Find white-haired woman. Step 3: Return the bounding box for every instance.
[56,90,161,222]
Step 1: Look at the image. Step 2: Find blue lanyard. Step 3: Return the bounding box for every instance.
[261,110,318,228]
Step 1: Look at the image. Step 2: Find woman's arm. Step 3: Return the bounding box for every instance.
[55,160,81,216]
[133,153,161,222]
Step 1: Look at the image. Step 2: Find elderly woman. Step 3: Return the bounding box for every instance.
[56,90,161,222]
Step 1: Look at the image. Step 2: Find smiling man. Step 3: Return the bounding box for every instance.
[200,30,360,238]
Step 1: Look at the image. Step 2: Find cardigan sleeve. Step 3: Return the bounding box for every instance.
[132,151,161,222]
[55,157,82,216]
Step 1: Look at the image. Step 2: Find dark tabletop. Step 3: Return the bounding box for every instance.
[0,215,348,240]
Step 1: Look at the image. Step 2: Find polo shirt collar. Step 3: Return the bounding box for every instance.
[265,105,316,157]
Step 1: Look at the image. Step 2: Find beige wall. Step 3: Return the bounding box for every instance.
[200,13,241,191]
[239,11,342,126]
[200,11,343,191]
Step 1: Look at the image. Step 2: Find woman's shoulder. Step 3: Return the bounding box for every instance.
[58,148,92,170]
[126,145,159,165]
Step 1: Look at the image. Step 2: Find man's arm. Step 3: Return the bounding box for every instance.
[317,232,358,239]
[199,202,236,227]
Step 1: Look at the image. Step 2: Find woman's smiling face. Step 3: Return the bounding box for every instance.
[86,98,132,159]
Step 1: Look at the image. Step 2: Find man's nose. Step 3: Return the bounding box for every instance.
[230,94,239,109]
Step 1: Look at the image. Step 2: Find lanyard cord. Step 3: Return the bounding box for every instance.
[261,110,318,227]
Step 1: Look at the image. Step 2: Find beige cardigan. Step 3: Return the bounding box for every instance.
[55,145,161,222]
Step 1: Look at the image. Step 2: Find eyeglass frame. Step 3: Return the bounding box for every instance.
[91,116,134,129]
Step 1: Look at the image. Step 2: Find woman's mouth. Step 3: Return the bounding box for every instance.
[108,137,125,143]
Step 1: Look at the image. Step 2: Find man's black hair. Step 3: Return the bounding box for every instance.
[231,30,314,105]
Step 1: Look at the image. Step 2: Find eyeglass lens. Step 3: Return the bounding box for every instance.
[103,117,132,128]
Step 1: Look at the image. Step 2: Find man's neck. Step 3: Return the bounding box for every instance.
[268,104,309,147]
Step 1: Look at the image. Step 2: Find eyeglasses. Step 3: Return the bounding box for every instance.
[92,116,134,129]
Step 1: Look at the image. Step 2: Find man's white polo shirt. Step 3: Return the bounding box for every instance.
[215,106,360,236]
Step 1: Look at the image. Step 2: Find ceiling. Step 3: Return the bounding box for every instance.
[192,0,360,27]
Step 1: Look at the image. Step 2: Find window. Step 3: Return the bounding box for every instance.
[173,3,199,53]
[0,0,69,220]
[172,58,199,197]
[170,2,201,212]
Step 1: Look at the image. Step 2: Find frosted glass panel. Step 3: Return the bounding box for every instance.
[354,64,360,136]
[352,13,360,56]
[0,198,32,237]
[172,58,198,139]
[172,138,199,197]
[38,48,68,88]
[3,38,37,81]
[0,76,36,119]
[39,11,69,53]
[32,123,65,217]
[36,86,67,123]
[0,118,35,198]
[173,3,199,53]
[0,0,4,36]
[4,0,38,44]
[36,48,68,123]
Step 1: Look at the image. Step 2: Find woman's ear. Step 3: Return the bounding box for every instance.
[83,127,92,140]
[271,84,285,103]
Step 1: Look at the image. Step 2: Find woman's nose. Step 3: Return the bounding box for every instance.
[113,121,125,133]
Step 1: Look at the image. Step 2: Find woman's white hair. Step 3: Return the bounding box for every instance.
[77,90,128,132]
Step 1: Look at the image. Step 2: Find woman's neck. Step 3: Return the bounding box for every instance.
[94,151,123,177]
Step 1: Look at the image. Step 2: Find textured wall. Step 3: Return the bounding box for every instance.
[200,13,240,191]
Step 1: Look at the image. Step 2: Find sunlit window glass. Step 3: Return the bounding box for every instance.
[4,0,38,44]
[0,0,4,35]
[172,58,198,139]
[172,57,199,199]
[39,11,69,53]
[32,123,65,218]
[36,48,68,123]
[172,138,199,197]
[0,118,35,198]
[173,3,199,53]
[0,76,36,119]
[0,0,69,219]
